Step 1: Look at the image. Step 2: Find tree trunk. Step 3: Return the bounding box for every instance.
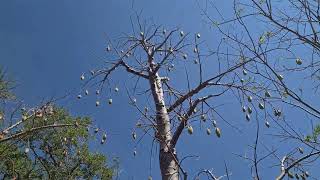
[149,72,179,180]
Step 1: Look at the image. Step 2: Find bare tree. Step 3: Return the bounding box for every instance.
[82,14,277,179]
[196,0,320,179]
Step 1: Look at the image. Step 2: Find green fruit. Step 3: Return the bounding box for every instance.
[206,128,211,135]
[94,128,99,133]
[288,171,294,178]
[242,106,246,112]
[100,139,105,144]
[265,91,271,97]
[200,114,206,121]
[246,114,251,121]
[296,58,302,65]
[277,74,284,81]
[212,120,217,127]
[108,99,113,105]
[102,134,107,140]
[274,109,282,116]
[248,96,253,102]
[180,31,184,37]
[187,126,194,135]
[243,69,248,75]
[183,54,187,59]
[215,127,221,138]
[194,48,198,53]
[298,147,303,154]
[265,121,270,128]
[106,45,111,52]
[248,107,253,114]
[132,132,137,140]
[258,103,264,109]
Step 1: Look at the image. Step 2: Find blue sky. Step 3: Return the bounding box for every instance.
[0,0,319,179]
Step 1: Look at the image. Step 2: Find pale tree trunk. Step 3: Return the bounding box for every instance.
[149,72,179,180]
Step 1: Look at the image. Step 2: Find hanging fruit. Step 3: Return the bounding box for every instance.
[100,139,105,144]
[80,74,85,80]
[277,74,284,81]
[265,121,270,128]
[115,87,119,92]
[102,133,107,141]
[296,58,302,65]
[180,31,184,37]
[108,99,112,105]
[94,128,99,133]
[265,91,271,97]
[96,90,100,95]
[242,106,246,112]
[298,147,304,154]
[163,29,166,35]
[274,109,282,116]
[206,128,211,135]
[183,54,188,60]
[215,127,221,138]
[287,171,294,178]
[246,114,251,121]
[77,95,82,99]
[243,69,248,75]
[247,107,252,114]
[133,150,137,156]
[247,96,253,102]
[96,101,100,106]
[212,120,217,127]
[106,45,111,52]
[132,132,137,140]
[85,90,89,95]
[194,48,198,53]
[200,114,206,121]
[187,126,194,135]
[24,147,30,154]
[258,103,264,109]
[196,33,201,38]
[140,32,144,37]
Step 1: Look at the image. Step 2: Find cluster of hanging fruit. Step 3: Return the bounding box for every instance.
[287,170,309,179]
[186,114,221,138]
[78,72,119,107]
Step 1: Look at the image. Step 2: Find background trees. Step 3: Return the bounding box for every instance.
[0,71,114,179]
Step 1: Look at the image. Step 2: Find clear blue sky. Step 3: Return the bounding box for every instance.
[0,1,318,179]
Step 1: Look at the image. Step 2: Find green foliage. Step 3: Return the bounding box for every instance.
[0,107,113,179]
[305,124,320,143]
[0,69,14,100]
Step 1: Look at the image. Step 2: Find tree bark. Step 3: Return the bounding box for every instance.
[149,72,179,180]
